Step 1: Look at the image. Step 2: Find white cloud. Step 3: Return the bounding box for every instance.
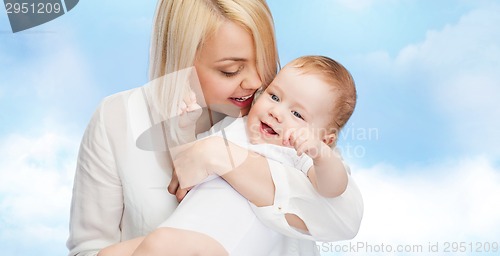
[0,123,78,253]
[397,4,500,145]
[0,4,147,255]
[0,23,100,125]
[395,3,500,74]
[319,156,500,255]
[0,28,88,251]
[358,2,500,158]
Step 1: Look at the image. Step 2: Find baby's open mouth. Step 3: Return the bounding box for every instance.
[261,122,278,135]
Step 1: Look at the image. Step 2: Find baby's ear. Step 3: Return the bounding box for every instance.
[322,133,337,146]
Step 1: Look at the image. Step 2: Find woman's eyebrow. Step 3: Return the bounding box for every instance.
[216,57,247,62]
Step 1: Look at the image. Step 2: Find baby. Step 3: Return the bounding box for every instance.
[111,55,357,256]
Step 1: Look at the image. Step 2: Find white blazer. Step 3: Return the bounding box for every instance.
[66,81,364,256]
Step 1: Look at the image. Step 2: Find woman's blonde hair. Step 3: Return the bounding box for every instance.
[149,0,279,118]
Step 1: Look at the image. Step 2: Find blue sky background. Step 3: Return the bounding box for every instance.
[1,1,499,255]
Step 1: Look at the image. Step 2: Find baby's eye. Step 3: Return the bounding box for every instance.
[270,94,279,102]
[292,111,304,120]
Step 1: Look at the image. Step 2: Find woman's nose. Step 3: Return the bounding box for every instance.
[240,67,262,90]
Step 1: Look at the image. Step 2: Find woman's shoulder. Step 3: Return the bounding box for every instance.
[89,85,150,130]
[99,86,142,107]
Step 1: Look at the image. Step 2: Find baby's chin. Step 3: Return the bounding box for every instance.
[248,136,261,145]
[249,136,284,147]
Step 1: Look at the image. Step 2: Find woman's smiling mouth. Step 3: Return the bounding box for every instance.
[229,94,254,108]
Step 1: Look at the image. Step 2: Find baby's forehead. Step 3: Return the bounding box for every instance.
[277,65,299,75]
[275,67,331,90]
[278,65,325,82]
[272,70,337,104]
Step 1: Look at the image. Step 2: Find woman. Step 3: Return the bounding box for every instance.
[67,0,363,255]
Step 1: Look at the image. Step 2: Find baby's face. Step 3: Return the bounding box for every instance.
[247,66,336,146]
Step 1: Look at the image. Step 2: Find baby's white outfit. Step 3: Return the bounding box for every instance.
[158,116,313,255]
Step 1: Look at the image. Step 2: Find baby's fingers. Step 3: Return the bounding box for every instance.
[185,91,199,108]
[177,101,188,115]
[186,102,202,112]
[283,128,296,147]
[294,138,309,155]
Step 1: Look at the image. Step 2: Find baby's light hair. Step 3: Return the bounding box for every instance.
[287,55,357,133]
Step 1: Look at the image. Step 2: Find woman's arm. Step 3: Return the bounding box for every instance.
[67,102,124,256]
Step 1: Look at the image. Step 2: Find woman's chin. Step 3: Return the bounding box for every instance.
[208,104,248,117]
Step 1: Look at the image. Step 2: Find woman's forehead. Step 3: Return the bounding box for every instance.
[199,21,255,62]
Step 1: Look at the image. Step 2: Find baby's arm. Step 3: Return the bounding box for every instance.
[305,148,348,197]
[285,128,348,198]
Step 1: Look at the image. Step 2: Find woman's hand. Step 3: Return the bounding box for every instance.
[172,136,250,188]
[167,168,192,202]
[170,137,218,189]
[167,136,249,201]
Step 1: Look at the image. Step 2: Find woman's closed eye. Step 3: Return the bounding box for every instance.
[221,66,243,77]
[221,70,239,77]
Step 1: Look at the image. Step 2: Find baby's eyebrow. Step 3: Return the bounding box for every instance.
[293,101,308,116]
[269,83,284,94]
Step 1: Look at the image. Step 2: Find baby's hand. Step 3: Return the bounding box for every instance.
[283,127,324,159]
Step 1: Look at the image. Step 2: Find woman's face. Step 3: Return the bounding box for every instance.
[194,21,262,117]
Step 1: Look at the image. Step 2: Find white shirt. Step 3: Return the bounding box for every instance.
[66,81,364,256]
